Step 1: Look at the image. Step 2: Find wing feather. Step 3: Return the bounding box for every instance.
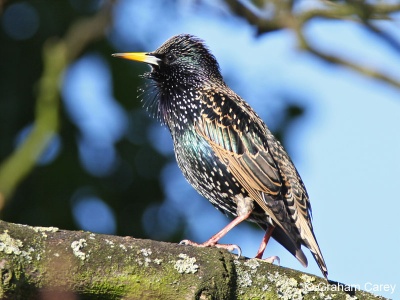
[195,88,327,276]
[196,89,312,240]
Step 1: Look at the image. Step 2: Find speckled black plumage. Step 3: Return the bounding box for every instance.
[115,34,328,278]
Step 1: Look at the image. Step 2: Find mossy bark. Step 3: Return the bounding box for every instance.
[0,220,387,299]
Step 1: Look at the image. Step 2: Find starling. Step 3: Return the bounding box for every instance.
[113,34,328,278]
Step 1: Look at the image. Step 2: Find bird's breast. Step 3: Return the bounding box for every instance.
[172,128,248,217]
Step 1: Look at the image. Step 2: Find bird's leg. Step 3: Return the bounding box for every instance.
[180,195,254,256]
[180,211,251,256]
[202,211,252,246]
[255,225,274,258]
[255,225,280,264]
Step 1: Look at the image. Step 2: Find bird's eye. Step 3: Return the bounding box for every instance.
[165,53,177,63]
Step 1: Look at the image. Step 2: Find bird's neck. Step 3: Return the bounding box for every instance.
[152,75,227,136]
[159,83,202,135]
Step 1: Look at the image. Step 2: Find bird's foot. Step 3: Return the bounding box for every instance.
[262,255,280,266]
[179,239,242,257]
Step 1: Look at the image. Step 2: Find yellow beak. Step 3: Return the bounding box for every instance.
[112,52,160,65]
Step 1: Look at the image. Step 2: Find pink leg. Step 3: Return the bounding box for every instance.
[255,225,275,259]
[180,211,252,256]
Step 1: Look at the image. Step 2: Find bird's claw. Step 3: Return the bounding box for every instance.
[263,255,280,266]
[179,239,199,246]
[179,239,242,257]
[213,243,242,258]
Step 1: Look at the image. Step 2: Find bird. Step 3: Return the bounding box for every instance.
[112,34,328,278]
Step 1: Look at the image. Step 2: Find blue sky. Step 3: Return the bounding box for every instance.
[63,1,400,298]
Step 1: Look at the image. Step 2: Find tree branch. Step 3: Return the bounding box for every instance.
[295,28,400,89]
[0,220,386,299]
[224,0,400,91]
[362,21,400,55]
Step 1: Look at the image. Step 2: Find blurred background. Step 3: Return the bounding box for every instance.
[0,0,399,298]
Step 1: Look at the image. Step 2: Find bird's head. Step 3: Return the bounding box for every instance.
[113,34,224,87]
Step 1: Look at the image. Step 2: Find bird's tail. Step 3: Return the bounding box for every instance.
[272,223,328,279]
[302,226,328,279]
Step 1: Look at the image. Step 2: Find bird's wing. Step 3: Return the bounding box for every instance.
[195,89,313,241]
[195,89,327,276]
[196,89,328,276]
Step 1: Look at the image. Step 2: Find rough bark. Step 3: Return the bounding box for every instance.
[0,220,387,299]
